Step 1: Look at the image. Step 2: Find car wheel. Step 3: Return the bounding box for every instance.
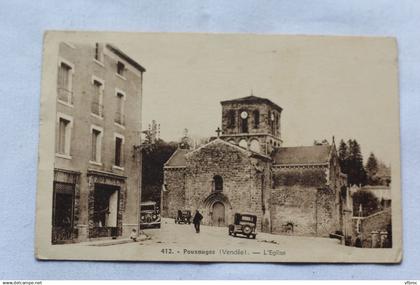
[243,225,252,235]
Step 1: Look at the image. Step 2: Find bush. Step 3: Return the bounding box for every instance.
[352,189,380,217]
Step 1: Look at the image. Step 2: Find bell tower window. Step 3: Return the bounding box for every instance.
[253,110,260,128]
[240,111,249,133]
[227,110,236,128]
[270,111,276,134]
[242,118,248,133]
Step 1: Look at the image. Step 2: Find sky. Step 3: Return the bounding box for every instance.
[112,33,399,165]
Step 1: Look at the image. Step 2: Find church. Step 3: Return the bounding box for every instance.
[162,95,352,237]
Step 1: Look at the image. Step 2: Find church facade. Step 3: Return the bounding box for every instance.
[162,95,351,237]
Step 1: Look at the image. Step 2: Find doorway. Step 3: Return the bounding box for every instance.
[212,202,225,226]
[52,182,75,244]
[92,184,120,238]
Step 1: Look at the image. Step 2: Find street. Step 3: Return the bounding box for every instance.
[50,218,396,262]
[121,218,344,253]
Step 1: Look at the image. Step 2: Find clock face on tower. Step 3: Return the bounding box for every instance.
[240,111,248,119]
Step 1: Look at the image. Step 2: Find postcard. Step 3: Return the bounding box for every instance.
[36,31,401,262]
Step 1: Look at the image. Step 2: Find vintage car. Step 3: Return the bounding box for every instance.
[228,213,257,239]
[140,201,161,229]
[175,210,192,224]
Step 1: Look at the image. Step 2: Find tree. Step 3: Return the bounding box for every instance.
[338,139,389,186]
[338,139,349,174]
[365,152,379,185]
[346,139,367,186]
[366,152,378,176]
[352,190,380,217]
[376,161,391,186]
[141,139,177,205]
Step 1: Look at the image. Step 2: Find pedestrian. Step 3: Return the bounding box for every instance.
[130,229,138,242]
[355,235,362,248]
[193,210,203,233]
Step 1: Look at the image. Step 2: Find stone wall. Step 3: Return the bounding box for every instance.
[161,140,344,238]
[270,167,340,237]
[221,134,281,156]
[316,187,340,237]
[260,161,272,232]
[183,140,268,230]
[162,167,186,218]
[353,208,392,248]
[220,100,282,154]
[221,101,281,137]
[272,167,327,188]
[270,186,317,236]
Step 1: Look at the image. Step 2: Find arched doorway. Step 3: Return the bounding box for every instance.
[212,202,225,226]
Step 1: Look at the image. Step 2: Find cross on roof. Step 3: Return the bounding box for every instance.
[215,127,222,137]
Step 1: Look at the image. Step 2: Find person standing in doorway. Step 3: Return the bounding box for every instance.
[193,210,203,233]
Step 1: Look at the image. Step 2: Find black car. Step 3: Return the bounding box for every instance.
[140,201,161,229]
[228,213,257,239]
[175,210,192,224]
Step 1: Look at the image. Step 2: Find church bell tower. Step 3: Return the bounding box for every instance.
[219,95,283,155]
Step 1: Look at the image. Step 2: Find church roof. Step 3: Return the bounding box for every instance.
[164,148,189,167]
[165,139,271,168]
[186,138,272,160]
[272,145,332,165]
[220,95,283,112]
[166,142,333,167]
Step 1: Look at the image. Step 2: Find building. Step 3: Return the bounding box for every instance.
[52,42,145,244]
[162,95,351,237]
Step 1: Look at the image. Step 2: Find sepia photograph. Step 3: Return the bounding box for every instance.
[35,32,401,262]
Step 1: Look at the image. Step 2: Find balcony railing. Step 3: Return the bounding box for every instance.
[91,102,104,117]
[57,87,73,105]
[114,112,125,126]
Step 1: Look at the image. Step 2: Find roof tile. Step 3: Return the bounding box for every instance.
[164,148,189,167]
